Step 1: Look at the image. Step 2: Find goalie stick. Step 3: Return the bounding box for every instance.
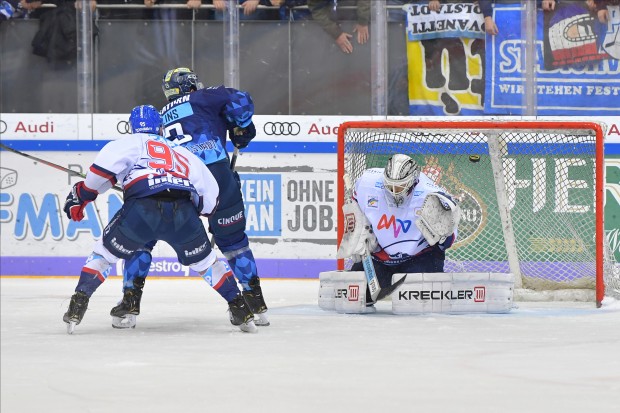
[342,174,381,303]
[0,142,123,193]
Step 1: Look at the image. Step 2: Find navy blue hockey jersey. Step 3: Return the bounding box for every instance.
[160,86,254,165]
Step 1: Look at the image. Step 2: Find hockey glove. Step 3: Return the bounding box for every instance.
[64,182,98,221]
[230,121,256,149]
[415,192,460,246]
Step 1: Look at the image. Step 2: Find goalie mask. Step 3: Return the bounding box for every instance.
[383,154,420,206]
[129,105,162,135]
[162,67,204,102]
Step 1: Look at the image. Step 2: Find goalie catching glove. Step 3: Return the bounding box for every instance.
[415,192,461,246]
[337,201,378,262]
[63,181,98,221]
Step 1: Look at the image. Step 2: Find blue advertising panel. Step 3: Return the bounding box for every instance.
[485,4,620,116]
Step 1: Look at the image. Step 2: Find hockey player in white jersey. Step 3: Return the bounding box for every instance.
[62,105,257,334]
[337,154,460,307]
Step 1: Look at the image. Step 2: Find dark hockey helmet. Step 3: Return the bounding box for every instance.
[383,154,420,206]
[162,67,204,102]
[129,105,162,134]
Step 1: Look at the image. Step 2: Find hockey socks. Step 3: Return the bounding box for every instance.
[75,253,111,297]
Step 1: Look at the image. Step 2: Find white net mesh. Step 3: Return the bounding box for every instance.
[340,123,619,302]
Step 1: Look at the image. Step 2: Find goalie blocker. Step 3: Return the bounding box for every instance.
[319,271,514,314]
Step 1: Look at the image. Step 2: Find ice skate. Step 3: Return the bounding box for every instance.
[63,291,89,334]
[242,276,270,326]
[228,294,257,333]
[110,277,145,329]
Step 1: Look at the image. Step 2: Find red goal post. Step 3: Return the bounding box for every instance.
[337,120,615,307]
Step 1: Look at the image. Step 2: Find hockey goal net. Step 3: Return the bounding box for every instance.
[337,121,620,307]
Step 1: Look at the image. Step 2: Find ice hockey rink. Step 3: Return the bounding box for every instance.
[1,277,619,413]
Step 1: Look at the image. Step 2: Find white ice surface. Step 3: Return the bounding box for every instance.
[1,278,619,413]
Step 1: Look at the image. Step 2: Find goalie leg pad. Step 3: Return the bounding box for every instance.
[391,272,515,314]
[319,271,375,313]
[336,201,378,261]
[318,271,337,311]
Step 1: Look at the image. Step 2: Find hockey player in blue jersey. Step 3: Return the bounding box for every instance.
[62,105,257,334]
[111,68,269,328]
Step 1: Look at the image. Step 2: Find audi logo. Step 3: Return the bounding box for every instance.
[0,120,6,134]
[263,122,301,136]
[117,121,131,134]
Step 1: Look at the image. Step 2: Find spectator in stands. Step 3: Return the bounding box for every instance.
[96,1,149,20]
[13,0,46,18]
[144,0,210,20]
[594,0,619,23]
[385,1,414,22]
[20,0,41,10]
[212,0,278,20]
[585,0,597,12]
[1,0,20,20]
[308,0,369,54]
[269,0,311,21]
[30,0,97,63]
[476,0,557,36]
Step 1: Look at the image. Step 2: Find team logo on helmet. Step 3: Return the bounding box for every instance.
[129,105,162,134]
[162,68,204,101]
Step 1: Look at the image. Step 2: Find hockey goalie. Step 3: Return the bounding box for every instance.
[319,153,515,314]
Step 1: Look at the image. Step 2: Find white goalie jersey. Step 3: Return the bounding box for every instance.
[352,168,458,265]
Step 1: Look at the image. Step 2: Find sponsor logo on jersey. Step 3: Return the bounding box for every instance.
[188,140,218,153]
[147,174,191,188]
[377,214,412,237]
[217,211,244,227]
[367,196,379,208]
[110,237,133,255]
[185,241,207,257]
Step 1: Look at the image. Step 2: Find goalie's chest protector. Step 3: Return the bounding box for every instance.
[356,170,440,259]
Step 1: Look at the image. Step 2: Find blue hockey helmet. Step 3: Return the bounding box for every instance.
[162,67,204,102]
[129,105,162,134]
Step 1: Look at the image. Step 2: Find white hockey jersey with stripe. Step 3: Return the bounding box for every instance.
[83,133,219,216]
[353,168,457,265]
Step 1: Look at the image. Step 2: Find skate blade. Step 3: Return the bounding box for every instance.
[238,320,258,333]
[66,321,77,334]
[112,315,136,329]
[254,312,270,327]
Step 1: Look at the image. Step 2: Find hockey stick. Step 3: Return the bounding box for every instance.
[0,142,123,193]
[375,274,407,301]
[230,146,239,170]
[343,174,381,303]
